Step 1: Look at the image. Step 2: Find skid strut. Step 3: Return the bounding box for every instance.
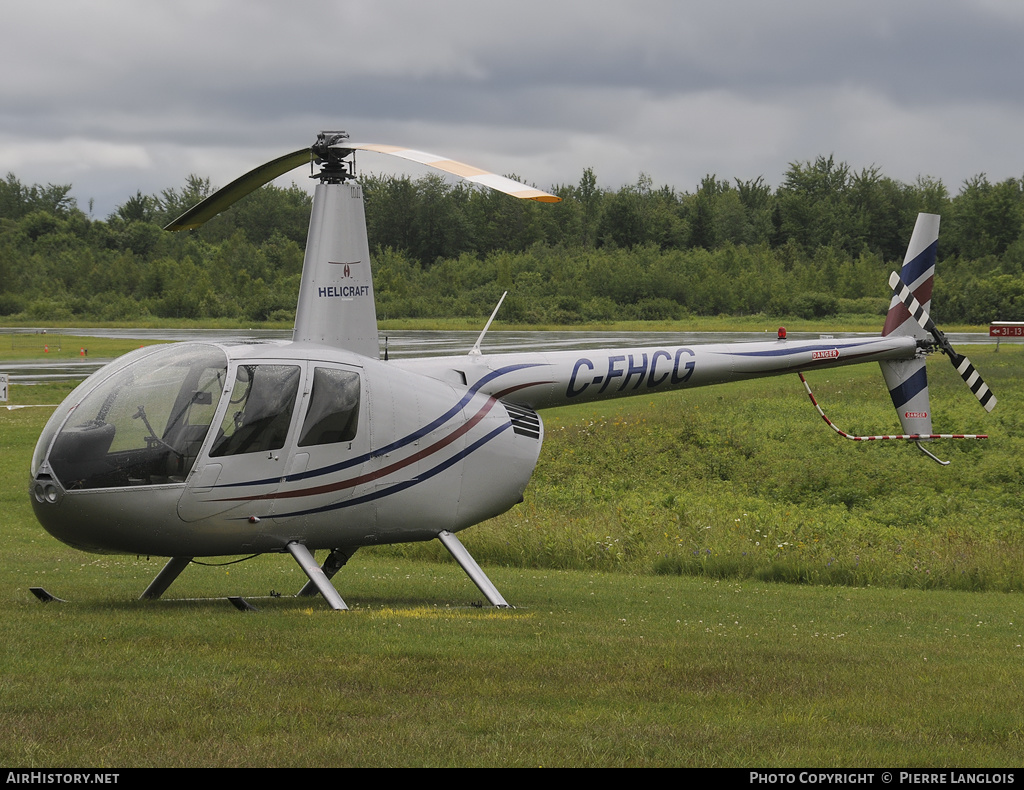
[140,557,194,600]
[438,530,510,608]
[287,542,348,610]
[297,547,357,598]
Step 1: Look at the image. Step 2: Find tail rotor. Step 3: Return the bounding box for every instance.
[887,271,997,413]
[805,213,994,465]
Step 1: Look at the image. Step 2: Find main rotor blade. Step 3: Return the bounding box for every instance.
[889,271,997,412]
[164,148,312,231]
[336,143,561,202]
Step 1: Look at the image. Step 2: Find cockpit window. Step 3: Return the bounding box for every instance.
[298,367,360,446]
[46,344,228,489]
[209,364,300,457]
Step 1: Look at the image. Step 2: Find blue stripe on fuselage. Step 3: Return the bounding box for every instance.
[215,362,544,489]
[262,420,513,519]
[723,341,876,358]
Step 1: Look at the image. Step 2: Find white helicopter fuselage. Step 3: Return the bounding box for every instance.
[27,134,984,608]
[30,331,915,559]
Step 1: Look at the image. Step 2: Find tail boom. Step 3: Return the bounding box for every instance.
[397,335,919,411]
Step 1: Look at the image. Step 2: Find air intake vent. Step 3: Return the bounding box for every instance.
[504,402,541,440]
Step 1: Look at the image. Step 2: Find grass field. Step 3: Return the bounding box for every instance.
[2,341,1022,767]
[0,331,169,362]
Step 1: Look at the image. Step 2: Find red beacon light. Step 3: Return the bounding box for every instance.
[777,327,787,340]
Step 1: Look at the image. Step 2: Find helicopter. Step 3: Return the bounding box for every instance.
[28,132,995,610]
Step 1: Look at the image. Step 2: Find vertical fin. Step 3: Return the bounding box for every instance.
[879,213,939,436]
[879,357,933,436]
[882,213,938,339]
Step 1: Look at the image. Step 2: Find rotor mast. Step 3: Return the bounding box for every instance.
[293,131,380,356]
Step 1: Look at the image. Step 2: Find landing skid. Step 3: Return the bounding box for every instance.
[29,587,66,603]
[228,596,258,612]
[30,533,512,610]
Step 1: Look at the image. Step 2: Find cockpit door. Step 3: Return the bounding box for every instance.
[178,361,303,523]
[270,361,369,529]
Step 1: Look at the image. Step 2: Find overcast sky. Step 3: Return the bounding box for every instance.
[3,0,1023,218]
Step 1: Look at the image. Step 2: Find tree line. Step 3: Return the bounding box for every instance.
[1,157,1022,325]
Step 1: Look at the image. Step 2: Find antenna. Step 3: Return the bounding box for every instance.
[469,291,508,356]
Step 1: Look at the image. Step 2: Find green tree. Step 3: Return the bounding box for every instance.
[947,175,1023,259]
[0,173,77,219]
[115,190,156,223]
[776,155,851,250]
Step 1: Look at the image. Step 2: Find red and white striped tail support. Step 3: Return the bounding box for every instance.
[799,373,987,441]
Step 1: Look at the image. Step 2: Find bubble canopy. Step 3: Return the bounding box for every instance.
[34,343,229,490]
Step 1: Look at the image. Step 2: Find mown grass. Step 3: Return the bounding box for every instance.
[3,552,1024,766]
[0,332,168,363]
[2,345,1022,766]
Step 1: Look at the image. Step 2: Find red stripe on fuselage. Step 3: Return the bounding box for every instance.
[215,380,547,504]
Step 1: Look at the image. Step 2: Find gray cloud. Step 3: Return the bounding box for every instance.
[2,0,1023,217]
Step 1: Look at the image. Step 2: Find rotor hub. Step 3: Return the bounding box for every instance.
[311,131,354,183]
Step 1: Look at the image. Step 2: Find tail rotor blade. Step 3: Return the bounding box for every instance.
[888,271,997,412]
[950,352,997,412]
